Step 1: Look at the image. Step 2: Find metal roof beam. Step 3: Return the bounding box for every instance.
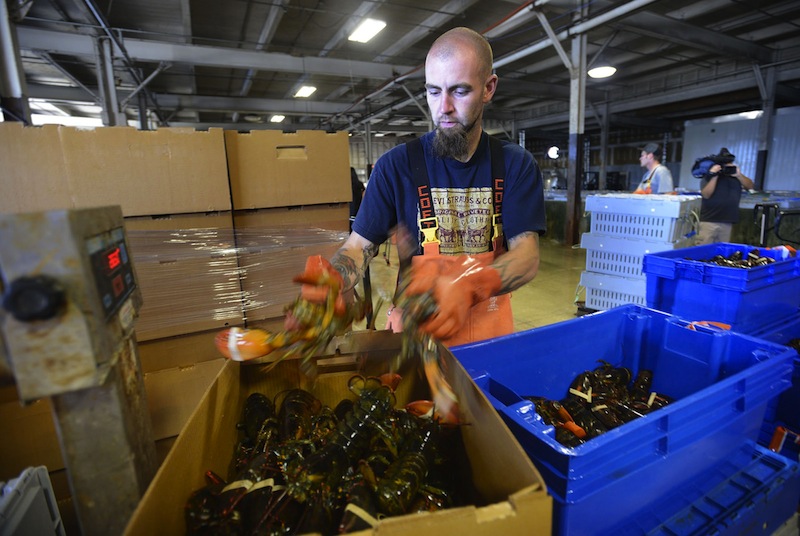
[27,83,355,115]
[619,11,774,64]
[16,27,415,80]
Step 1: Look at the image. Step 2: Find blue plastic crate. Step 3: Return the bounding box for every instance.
[613,442,800,536]
[746,311,800,433]
[643,243,800,332]
[451,305,795,536]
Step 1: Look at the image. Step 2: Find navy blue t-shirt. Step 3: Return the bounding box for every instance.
[700,174,745,224]
[352,131,546,255]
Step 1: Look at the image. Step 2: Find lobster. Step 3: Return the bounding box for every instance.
[375,420,441,516]
[213,255,365,374]
[232,392,278,473]
[283,375,396,504]
[391,274,461,426]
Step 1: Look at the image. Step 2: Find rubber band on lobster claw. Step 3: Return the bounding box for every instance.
[214,327,312,361]
[686,320,731,331]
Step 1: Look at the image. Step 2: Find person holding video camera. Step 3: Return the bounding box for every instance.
[693,147,754,245]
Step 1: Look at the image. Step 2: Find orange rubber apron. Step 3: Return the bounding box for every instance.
[385,136,514,346]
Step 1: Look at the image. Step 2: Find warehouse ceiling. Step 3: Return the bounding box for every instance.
[7,0,800,140]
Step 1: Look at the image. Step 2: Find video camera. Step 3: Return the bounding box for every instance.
[691,148,737,179]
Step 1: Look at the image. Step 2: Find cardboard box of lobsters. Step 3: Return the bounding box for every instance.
[124,330,552,535]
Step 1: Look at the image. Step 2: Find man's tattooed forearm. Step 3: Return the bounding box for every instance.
[331,243,378,291]
[362,243,379,269]
[332,251,360,290]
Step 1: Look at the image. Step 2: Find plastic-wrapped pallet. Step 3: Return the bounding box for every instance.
[580,193,701,311]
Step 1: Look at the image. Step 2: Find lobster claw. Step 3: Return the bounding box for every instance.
[378,373,402,392]
[214,327,275,361]
[293,255,347,316]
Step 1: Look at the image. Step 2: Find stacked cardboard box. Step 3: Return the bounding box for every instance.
[0,125,352,520]
[225,130,352,322]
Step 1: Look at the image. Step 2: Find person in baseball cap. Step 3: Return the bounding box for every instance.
[633,142,674,194]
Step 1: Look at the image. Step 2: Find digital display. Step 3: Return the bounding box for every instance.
[107,247,122,271]
[87,228,136,319]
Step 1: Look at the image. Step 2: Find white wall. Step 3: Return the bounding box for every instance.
[680,106,800,191]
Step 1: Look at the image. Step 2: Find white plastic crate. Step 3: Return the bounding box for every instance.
[585,194,701,242]
[581,233,695,279]
[580,270,647,311]
[0,466,64,536]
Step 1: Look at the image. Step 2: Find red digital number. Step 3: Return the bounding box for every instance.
[107,248,122,271]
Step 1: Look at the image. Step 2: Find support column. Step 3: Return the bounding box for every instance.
[566,28,587,246]
[95,36,124,126]
[0,0,31,123]
[755,66,776,191]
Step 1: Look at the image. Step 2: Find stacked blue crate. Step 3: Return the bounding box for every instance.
[580,193,701,311]
[451,305,797,535]
[642,242,800,458]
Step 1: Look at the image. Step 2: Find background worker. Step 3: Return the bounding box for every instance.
[301,27,546,346]
[633,142,674,194]
[694,147,754,244]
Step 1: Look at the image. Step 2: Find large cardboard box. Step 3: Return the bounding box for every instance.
[139,331,229,441]
[124,331,552,535]
[0,392,64,480]
[226,130,351,209]
[233,204,349,322]
[126,212,245,341]
[0,124,231,217]
[143,358,226,441]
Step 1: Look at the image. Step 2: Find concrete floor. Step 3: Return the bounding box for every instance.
[357,237,587,333]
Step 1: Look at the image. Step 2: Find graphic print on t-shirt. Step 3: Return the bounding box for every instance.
[425,186,493,255]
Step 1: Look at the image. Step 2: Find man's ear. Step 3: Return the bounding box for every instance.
[483,74,498,103]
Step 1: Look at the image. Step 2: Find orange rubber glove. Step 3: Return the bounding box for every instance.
[408,256,503,340]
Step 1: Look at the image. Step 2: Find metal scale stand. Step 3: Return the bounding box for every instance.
[0,206,157,535]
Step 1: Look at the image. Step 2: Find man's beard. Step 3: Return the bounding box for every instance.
[432,118,476,160]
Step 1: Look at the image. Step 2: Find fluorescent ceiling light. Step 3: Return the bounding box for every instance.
[31,114,103,127]
[588,65,617,79]
[270,114,285,123]
[348,19,386,43]
[29,99,69,116]
[294,85,317,98]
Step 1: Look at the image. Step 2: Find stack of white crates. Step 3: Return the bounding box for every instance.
[580,193,702,311]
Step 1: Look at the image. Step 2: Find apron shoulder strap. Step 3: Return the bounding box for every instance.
[406,135,507,253]
[488,135,506,252]
[406,138,439,254]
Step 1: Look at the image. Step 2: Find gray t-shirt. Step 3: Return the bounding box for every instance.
[636,164,674,193]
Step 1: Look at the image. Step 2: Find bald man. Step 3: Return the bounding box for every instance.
[330,27,546,345]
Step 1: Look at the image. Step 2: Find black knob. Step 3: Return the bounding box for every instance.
[2,275,66,322]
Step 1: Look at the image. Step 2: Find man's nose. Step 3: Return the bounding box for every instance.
[438,93,454,114]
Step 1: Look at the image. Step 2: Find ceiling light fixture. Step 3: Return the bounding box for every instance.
[588,65,617,79]
[269,114,285,123]
[547,146,560,159]
[294,86,317,98]
[348,18,386,43]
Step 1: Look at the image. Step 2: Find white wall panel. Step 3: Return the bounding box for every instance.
[766,107,800,191]
[680,113,761,190]
[681,107,800,191]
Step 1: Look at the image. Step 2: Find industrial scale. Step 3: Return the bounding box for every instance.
[0,206,157,535]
